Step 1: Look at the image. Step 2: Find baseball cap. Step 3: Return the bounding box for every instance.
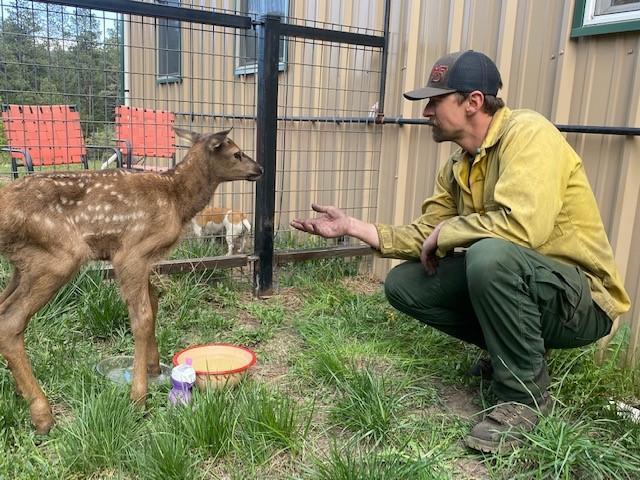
[403,50,502,101]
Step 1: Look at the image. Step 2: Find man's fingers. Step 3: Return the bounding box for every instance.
[311,203,329,214]
[291,219,308,232]
[425,256,438,275]
[290,219,307,231]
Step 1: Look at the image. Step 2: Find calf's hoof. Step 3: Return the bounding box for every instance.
[30,398,54,435]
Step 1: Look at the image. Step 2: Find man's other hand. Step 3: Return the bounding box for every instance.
[420,223,443,274]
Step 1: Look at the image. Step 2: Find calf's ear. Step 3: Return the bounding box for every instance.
[174,128,200,145]
[207,128,232,150]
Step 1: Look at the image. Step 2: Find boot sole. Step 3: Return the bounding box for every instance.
[464,434,517,455]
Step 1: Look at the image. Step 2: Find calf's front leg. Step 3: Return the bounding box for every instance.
[114,258,158,405]
[146,279,161,376]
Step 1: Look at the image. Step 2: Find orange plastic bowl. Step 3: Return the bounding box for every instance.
[172,343,257,390]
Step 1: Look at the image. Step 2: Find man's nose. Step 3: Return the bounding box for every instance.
[423,102,434,118]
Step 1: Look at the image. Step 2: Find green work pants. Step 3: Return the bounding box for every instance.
[384,238,612,404]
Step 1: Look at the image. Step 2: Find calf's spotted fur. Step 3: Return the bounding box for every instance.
[0,128,262,434]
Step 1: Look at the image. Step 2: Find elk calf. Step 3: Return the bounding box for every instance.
[0,128,262,434]
[192,206,252,255]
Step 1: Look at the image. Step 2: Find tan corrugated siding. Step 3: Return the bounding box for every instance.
[373,0,640,361]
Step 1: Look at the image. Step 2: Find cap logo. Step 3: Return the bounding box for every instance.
[430,64,448,83]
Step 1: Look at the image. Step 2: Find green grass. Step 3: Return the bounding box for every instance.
[166,387,240,457]
[0,254,639,479]
[55,385,145,476]
[308,441,451,480]
[131,429,197,480]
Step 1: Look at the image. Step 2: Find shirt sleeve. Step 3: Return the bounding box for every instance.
[437,118,572,256]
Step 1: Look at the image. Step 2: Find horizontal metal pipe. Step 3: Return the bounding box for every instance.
[37,0,252,29]
[95,246,374,278]
[278,22,385,47]
[274,245,375,265]
[97,255,248,278]
[176,111,640,136]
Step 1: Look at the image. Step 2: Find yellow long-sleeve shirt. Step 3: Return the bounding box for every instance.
[376,107,630,320]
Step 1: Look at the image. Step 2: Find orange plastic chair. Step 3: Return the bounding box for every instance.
[1,104,122,178]
[2,104,85,177]
[114,105,176,171]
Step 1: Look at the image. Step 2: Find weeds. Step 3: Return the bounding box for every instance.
[77,272,129,338]
[239,383,313,458]
[309,441,448,480]
[167,387,239,457]
[489,414,640,479]
[132,430,197,480]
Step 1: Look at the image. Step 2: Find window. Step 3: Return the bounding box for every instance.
[157,0,182,83]
[235,0,288,75]
[572,0,640,37]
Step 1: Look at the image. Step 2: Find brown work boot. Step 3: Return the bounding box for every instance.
[465,392,552,454]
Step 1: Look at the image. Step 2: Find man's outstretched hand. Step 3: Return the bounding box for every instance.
[290,203,350,239]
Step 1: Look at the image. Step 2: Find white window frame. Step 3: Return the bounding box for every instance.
[582,0,640,26]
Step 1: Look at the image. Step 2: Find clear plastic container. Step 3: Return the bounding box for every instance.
[95,355,171,385]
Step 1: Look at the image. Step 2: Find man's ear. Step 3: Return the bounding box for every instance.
[466,91,485,114]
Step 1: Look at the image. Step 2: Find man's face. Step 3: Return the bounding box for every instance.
[422,92,466,143]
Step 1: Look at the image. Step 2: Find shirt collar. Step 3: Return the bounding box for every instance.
[451,106,511,162]
[480,106,511,150]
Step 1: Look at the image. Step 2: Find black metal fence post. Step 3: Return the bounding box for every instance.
[253,14,281,296]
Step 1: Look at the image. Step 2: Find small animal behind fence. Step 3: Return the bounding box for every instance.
[0,128,262,434]
[191,206,252,256]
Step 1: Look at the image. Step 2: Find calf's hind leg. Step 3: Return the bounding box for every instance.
[0,257,81,434]
[146,279,161,376]
[0,270,19,305]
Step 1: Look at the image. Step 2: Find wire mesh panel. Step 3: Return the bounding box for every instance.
[0,0,386,284]
[0,0,261,269]
[117,1,258,232]
[0,2,122,176]
[274,35,383,245]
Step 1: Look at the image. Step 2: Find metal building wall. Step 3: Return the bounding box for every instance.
[374,0,640,361]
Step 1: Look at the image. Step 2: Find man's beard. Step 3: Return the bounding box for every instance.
[431,125,448,143]
[431,124,461,143]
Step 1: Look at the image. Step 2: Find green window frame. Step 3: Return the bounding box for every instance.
[572,0,640,37]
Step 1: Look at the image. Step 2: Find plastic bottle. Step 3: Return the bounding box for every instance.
[168,358,196,406]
